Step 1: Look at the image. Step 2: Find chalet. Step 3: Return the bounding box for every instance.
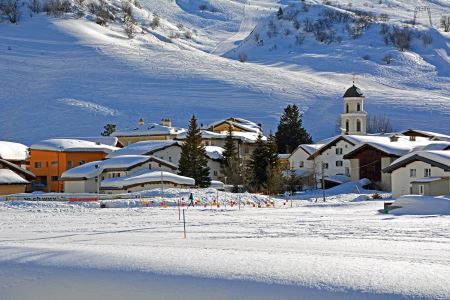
[112,118,186,146]
[61,155,178,193]
[383,151,450,198]
[202,117,262,135]
[400,129,450,142]
[107,140,224,181]
[0,159,36,195]
[30,139,118,192]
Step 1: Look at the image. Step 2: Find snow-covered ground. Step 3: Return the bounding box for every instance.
[0,0,449,144]
[0,189,449,299]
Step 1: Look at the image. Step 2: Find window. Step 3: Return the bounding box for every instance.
[322,163,329,169]
[410,169,416,177]
[149,164,152,169]
[345,167,350,176]
[51,176,59,181]
[357,103,361,111]
[51,161,58,166]
[345,120,349,133]
[336,160,343,167]
[419,185,424,195]
[244,147,249,154]
[335,148,343,155]
[213,171,218,176]
[34,162,42,169]
[169,156,172,162]
[356,119,361,132]
[299,161,304,168]
[79,161,86,165]
[409,136,416,141]
[424,169,431,177]
[346,104,349,113]
[67,161,73,168]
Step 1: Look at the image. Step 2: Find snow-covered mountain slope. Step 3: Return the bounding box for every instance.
[0,0,449,144]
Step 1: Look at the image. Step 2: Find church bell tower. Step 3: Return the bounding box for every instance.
[340,83,367,135]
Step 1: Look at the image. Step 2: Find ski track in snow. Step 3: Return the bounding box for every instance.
[56,98,120,116]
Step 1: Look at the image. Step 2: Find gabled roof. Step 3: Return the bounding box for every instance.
[112,123,186,137]
[205,146,224,161]
[31,139,118,153]
[0,169,29,185]
[291,144,324,158]
[61,155,177,180]
[100,170,195,189]
[56,136,121,147]
[203,117,261,134]
[0,159,36,181]
[107,140,180,158]
[383,151,450,173]
[400,129,450,142]
[177,130,265,143]
[0,141,28,161]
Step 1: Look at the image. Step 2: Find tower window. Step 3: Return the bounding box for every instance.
[357,103,361,112]
[356,119,361,132]
[345,120,349,133]
[346,104,349,113]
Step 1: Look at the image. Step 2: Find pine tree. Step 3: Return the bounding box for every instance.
[246,134,269,192]
[220,126,242,189]
[266,133,281,194]
[277,7,283,19]
[275,104,312,154]
[101,123,116,136]
[178,115,211,187]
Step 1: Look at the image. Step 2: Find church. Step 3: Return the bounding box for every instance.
[288,82,450,193]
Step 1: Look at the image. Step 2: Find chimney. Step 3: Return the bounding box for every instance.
[161,118,172,127]
[390,135,399,142]
[138,118,145,126]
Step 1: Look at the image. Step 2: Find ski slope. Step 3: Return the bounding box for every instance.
[0,0,449,145]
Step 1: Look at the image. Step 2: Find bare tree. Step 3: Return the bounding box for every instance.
[441,15,450,32]
[29,0,41,14]
[0,0,19,23]
[367,114,394,134]
[393,28,411,51]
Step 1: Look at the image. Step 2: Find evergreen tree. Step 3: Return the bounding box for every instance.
[178,115,211,187]
[277,7,283,19]
[246,134,269,193]
[266,133,282,194]
[220,126,242,189]
[101,123,116,136]
[275,104,312,154]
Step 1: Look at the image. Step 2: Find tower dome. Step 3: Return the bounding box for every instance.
[343,85,363,98]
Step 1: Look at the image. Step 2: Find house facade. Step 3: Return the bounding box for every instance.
[0,159,36,195]
[383,151,450,198]
[30,139,117,192]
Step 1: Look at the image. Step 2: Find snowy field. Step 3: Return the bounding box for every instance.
[0,0,449,144]
[1,192,449,299]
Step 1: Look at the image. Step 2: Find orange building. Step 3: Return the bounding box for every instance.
[29,139,117,192]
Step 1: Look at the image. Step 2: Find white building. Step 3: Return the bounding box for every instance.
[61,155,178,193]
[107,140,224,181]
[340,85,367,135]
[383,151,450,198]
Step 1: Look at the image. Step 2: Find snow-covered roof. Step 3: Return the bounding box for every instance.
[384,150,450,173]
[0,169,29,185]
[325,175,351,184]
[278,154,290,160]
[0,141,28,161]
[210,180,225,189]
[61,155,177,179]
[101,170,195,189]
[107,140,180,158]
[56,136,120,147]
[178,130,265,143]
[0,159,35,180]
[400,129,450,142]
[31,139,118,153]
[205,146,224,160]
[203,117,261,134]
[112,123,186,137]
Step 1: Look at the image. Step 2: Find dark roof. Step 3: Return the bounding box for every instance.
[343,85,363,98]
